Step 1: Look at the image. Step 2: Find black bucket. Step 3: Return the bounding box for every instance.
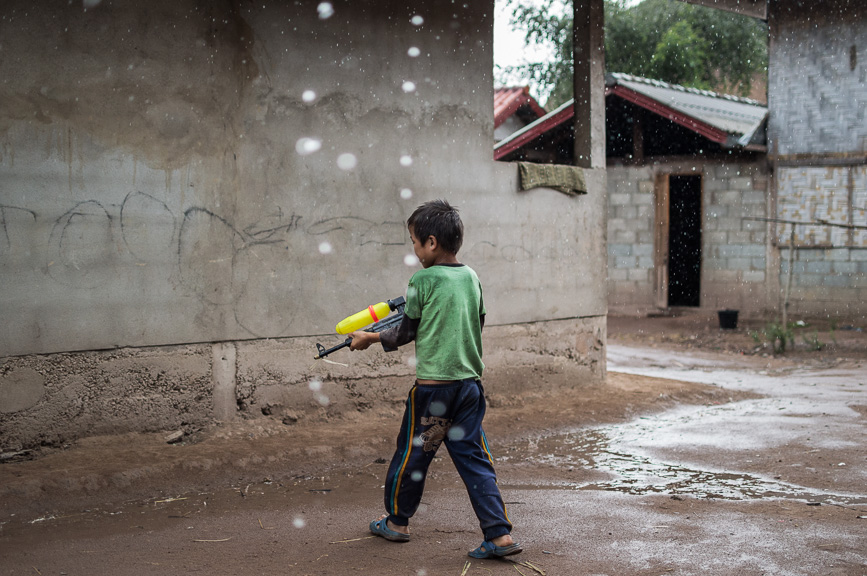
[718,309,739,330]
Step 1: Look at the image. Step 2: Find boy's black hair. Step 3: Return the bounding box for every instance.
[407,199,463,255]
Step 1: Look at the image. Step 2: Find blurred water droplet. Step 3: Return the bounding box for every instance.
[318,241,333,254]
[293,516,306,528]
[448,426,465,441]
[412,436,423,447]
[83,0,102,10]
[407,355,418,367]
[309,379,323,392]
[411,15,424,26]
[400,188,413,199]
[400,155,413,167]
[316,393,330,406]
[408,46,421,58]
[404,254,418,266]
[337,153,357,170]
[402,81,417,93]
[411,470,424,482]
[296,137,322,156]
[430,401,446,417]
[302,90,317,103]
[317,2,334,19]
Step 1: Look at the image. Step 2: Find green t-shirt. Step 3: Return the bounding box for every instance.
[405,264,486,381]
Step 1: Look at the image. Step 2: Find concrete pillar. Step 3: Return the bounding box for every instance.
[572,0,606,169]
[212,342,237,421]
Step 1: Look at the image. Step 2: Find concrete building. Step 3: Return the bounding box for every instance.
[767,0,867,319]
[496,73,771,316]
[496,0,866,322]
[681,0,866,320]
[0,1,609,451]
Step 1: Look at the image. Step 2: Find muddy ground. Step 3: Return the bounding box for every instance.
[1,312,865,575]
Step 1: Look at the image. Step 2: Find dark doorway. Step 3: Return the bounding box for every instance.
[667,175,702,306]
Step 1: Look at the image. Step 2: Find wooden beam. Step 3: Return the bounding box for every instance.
[677,0,766,20]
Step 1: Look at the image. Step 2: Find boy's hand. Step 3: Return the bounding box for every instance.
[348,331,379,351]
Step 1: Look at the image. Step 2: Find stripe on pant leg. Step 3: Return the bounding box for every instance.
[389,387,417,516]
[480,429,511,524]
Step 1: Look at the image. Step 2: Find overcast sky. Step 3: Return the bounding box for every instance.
[494,0,644,94]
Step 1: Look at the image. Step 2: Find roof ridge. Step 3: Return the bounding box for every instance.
[608,72,763,106]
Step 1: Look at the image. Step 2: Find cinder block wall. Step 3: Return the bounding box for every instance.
[607,160,772,315]
[778,247,867,319]
[607,166,655,312]
[768,1,867,320]
[702,162,772,313]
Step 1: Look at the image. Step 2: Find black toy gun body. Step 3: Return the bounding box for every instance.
[314,296,406,359]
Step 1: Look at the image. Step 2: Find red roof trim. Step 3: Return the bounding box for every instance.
[608,84,730,144]
[494,84,738,161]
[494,103,575,160]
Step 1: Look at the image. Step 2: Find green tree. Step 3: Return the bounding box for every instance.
[648,20,711,88]
[499,0,767,108]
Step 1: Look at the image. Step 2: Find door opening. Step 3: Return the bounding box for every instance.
[667,174,702,307]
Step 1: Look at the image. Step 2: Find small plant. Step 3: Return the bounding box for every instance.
[803,330,824,351]
[765,321,795,354]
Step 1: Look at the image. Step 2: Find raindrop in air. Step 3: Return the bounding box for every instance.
[302,90,317,103]
[411,15,424,26]
[309,379,323,392]
[318,241,333,255]
[408,47,421,58]
[317,2,334,19]
[411,470,424,482]
[400,188,413,199]
[430,401,446,417]
[296,137,322,156]
[448,426,465,441]
[402,81,417,93]
[400,155,413,167]
[293,516,306,528]
[404,254,418,266]
[337,153,357,170]
[407,355,418,367]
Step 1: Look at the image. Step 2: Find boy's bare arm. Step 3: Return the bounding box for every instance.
[350,315,419,352]
[348,330,380,351]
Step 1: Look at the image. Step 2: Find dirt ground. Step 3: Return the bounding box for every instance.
[1,312,865,575]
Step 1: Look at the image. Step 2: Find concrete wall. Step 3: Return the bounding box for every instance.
[767,1,867,319]
[607,160,773,316]
[0,1,608,450]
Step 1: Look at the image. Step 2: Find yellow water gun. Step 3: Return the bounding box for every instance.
[314,296,406,359]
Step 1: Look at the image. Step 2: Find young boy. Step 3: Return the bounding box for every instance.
[348,199,521,560]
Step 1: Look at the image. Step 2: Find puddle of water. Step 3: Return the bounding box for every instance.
[585,345,867,506]
[513,425,866,507]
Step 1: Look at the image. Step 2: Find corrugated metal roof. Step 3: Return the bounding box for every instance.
[494,87,546,128]
[494,73,768,160]
[609,73,767,137]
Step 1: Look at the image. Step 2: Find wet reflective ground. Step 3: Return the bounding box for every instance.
[2,344,865,575]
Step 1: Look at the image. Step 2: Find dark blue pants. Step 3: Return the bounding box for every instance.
[384,379,512,541]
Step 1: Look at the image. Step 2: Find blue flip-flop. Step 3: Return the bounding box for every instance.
[468,539,523,559]
[369,517,411,542]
